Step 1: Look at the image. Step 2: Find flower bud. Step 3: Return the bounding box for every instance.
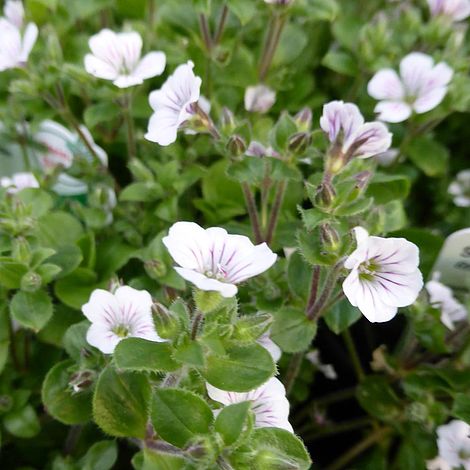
[220,107,236,133]
[185,436,216,464]
[294,107,312,131]
[128,158,154,182]
[152,302,181,340]
[107,277,122,294]
[314,182,336,208]
[288,132,311,154]
[69,369,96,394]
[194,290,224,314]
[233,313,272,343]
[226,135,247,157]
[88,185,116,212]
[320,223,341,252]
[21,271,42,292]
[144,259,167,279]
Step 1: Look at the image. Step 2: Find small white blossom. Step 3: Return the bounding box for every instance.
[206,377,293,432]
[376,148,399,167]
[425,274,467,330]
[246,141,279,158]
[430,420,470,470]
[84,29,166,88]
[342,227,423,323]
[244,85,276,113]
[320,100,392,159]
[257,331,282,362]
[368,52,453,123]
[163,221,277,298]
[428,0,470,21]
[306,350,337,380]
[0,0,37,71]
[448,170,470,207]
[145,61,202,146]
[82,286,163,354]
[1,172,39,193]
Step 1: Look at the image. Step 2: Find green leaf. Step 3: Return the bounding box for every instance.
[201,344,275,392]
[16,188,53,216]
[95,238,136,279]
[132,449,186,470]
[305,0,339,21]
[173,340,205,368]
[151,388,213,448]
[271,307,317,353]
[84,102,121,129]
[81,440,117,470]
[119,182,163,202]
[406,136,448,177]
[299,207,328,230]
[287,251,312,301]
[93,366,151,438]
[251,428,311,470]
[356,376,401,421]
[10,289,53,331]
[4,404,40,438]
[0,259,28,289]
[227,0,257,25]
[47,245,84,279]
[452,393,470,423]
[322,50,358,76]
[64,321,91,361]
[271,113,297,152]
[36,212,84,248]
[41,360,92,425]
[382,201,407,233]
[366,174,411,204]
[324,298,362,334]
[114,338,179,372]
[215,401,251,446]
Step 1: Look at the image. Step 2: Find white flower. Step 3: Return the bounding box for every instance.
[206,377,293,432]
[162,221,277,298]
[306,350,337,380]
[434,420,470,470]
[4,0,24,28]
[246,141,279,158]
[257,331,281,362]
[145,61,202,146]
[82,286,163,354]
[244,85,276,113]
[342,227,423,323]
[449,170,470,207]
[0,1,38,72]
[425,274,467,330]
[84,29,166,88]
[1,172,39,193]
[376,148,399,167]
[368,52,453,123]
[427,456,452,470]
[320,100,392,159]
[428,0,470,21]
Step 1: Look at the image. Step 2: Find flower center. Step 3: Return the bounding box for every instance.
[358,260,379,281]
[112,324,130,338]
[205,263,228,282]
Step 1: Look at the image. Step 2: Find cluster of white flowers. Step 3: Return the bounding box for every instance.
[320,100,392,161]
[427,420,470,470]
[448,170,470,207]
[0,0,37,71]
[342,227,424,323]
[368,52,453,123]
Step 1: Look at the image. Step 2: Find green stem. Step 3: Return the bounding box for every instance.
[123,92,137,159]
[259,12,286,81]
[326,427,391,470]
[284,352,303,395]
[301,417,373,442]
[199,14,213,52]
[213,4,229,44]
[191,311,203,340]
[241,183,263,244]
[342,329,365,382]
[264,180,286,245]
[306,266,321,314]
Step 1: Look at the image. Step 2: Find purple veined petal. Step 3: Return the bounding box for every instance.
[452,0,470,20]
[413,86,448,114]
[82,289,121,325]
[399,52,435,96]
[320,101,364,143]
[344,122,392,159]
[370,237,421,274]
[162,221,211,271]
[133,51,166,80]
[174,267,238,297]
[257,332,282,362]
[144,110,179,146]
[367,69,405,101]
[339,103,364,141]
[84,53,119,80]
[371,269,423,308]
[117,31,142,73]
[19,22,38,62]
[374,100,412,123]
[88,29,124,70]
[86,323,121,354]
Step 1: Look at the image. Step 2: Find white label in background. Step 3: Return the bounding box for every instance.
[432,228,470,291]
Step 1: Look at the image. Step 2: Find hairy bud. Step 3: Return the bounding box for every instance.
[226,135,247,157]
[294,107,312,131]
[314,181,336,208]
[152,302,180,340]
[21,271,42,292]
[320,223,341,252]
[288,132,311,154]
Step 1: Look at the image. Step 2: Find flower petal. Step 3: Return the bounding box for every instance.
[413,87,448,114]
[400,52,435,95]
[19,22,38,62]
[367,69,404,100]
[86,323,120,354]
[82,289,120,325]
[374,100,412,123]
[344,122,392,159]
[174,267,238,297]
[84,54,119,80]
[133,51,166,80]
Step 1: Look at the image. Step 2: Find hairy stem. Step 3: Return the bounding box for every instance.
[284,352,303,395]
[123,92,137,159]
[306,266,321,314]
[342,329,365,382]
[199,14,213,52]
[191,311,203,340]
[265,180,286,245]
[259,13,286,81]
[214,4,229,44]
[241,182,263,244]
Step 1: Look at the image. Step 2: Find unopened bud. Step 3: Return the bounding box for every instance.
[152,302,180,340]
[226,135,247,156]
[69,369,96,394]
[185,436,215,463]
[21,271,42,292]
[314,182,336,208]
[233,313,272,343]
[128,158,154,182]
[107,277,122,293]
[221,107,236,133]
[320,223,341,252]
[144,259,167,279]
[12,237,31,264]
[294,107,312,131]
[288,132,311,154]
[354,171,372,190]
